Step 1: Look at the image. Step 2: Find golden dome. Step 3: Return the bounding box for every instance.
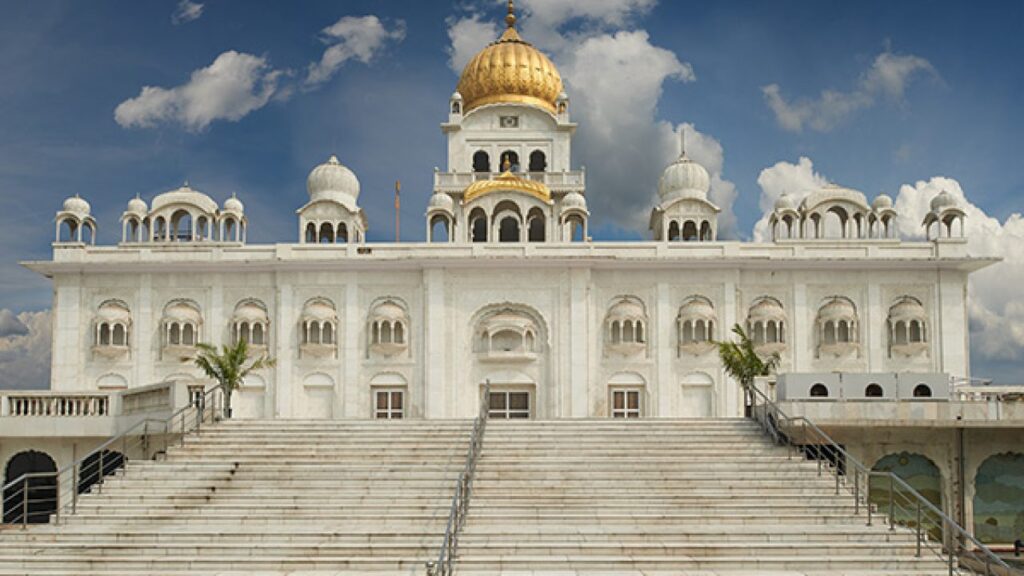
[455,1,563,114]
[463,171,552,204]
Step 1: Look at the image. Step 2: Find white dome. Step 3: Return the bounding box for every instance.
[232,301,268,324]
[818,297,857,323]
[679,296,716,322]
[370,301,407,323]
[223,194,244,213]
[930,190,957,213]
[126,196,148,216]
[428,192,455,212]
[658,153,710,201]
[301,298,337,323]
[451,91,463,101]
[62,195,91,215]
[872,194,893,211]
[774,193,796,212]
[561,191,587,211]
[307,155,360,201]
[151,184,218,214]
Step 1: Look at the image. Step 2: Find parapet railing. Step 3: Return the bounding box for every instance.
[427,380,491,576]
[3,392,110,417]
[1,384,224,529]
[746,384,1014,576]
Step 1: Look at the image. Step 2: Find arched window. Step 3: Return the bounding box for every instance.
[153,216,167,241]
[224,217,237,242]
[430,215,450,243]
[810,383,829,397]
[337,223,349,243]
[668,221,680,241]
[909,320,923,343]
[182,323,195,346]
[499,216,520,242]
[700,220,712,241]
[3,451,57,524]
[865,384,883,398]
[59,218,79,242]
[472,151,490,173]
[170,209,192,241]
[566,214,586,242]
[112,324,126,346]
[527,215,545,242]
[470,209,488,242]
[682,220,698,241]
[529,150,546,173]
[304,222,316,243]
[500,150,519,172]
[913,384,932,398]
[451,101,460,114]
[319,222,334,243]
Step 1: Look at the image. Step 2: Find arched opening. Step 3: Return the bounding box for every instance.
[305,222,316,243]
[610,321,621,344]
[322,322,334,345]
[223,218,237,242]
[59,218,79,242]
[3,450,57,524]
[196,216,209,240]
[871,453,943,540]
[700,220,712,241]
[77,450,125,495]
[837,320,851,343]
[98,323,111,346]
[766,320,779,343]
[894,321,908,345]
[127,218,140,242]
[682,220,698,241]
[337,223,349,243]
[394,321,405,344]
[252,323,265,346]
[170,209,193,241]
[913,384,932,398]
[112,324,126,346]
[319,222,334,244]
[527,213,545,242]
[909,320,923,343]
[82,222,95,244]
[430,215,450,243]
[809,383,829,398]
[566,214,585,242]
[499,216,520,242]
[470,209,488,243]
[169,323,181,345]
[153,216,167,241]
[500,150,519,172]
[865,383,884,398]
[451,101,460,114]
[472,150,490,173]
[823,206,849,239]
[973,453,1024,544]
[182,323,195,346]
[528,150,546,173]
[823,320,836,345]
[668,221,680,242]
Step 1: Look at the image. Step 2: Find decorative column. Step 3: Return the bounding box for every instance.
[569,267,590,417]
[342,275,361,418]
[423,268,447,419]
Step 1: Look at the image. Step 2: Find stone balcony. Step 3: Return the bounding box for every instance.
[433,170,585,196]
[0,379,206,437]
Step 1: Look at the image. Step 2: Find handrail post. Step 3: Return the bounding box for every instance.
[425,561,437,576]
[21,477,28,529]
[889,475,895,531]
[854,470,860,515]
[98,450,105,493]
[947,538,954,576]
[71,460,78,515]
[916,500,922,557]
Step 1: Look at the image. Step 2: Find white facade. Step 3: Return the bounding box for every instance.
[24,9,992,422]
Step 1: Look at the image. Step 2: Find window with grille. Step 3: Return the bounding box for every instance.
[611,388,641,418]
[488,391,530,419]
[375,389,404,419]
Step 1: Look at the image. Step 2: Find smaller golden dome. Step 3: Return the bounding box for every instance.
[463,171,552,204]
[455,1,563,114]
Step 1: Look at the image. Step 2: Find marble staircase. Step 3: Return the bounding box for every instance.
[0,418,952,575]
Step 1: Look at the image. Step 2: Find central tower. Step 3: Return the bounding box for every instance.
[427,1,588,244]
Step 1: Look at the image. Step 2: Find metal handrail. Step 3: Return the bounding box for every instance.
[746,384,1014,575]
[427,380,491,576]
[1,384,225,529]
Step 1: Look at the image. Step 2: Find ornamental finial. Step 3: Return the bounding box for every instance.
[505,0,516,28]
[680,129,687,158]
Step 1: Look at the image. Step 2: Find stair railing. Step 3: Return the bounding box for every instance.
[1,384,224,530]
[427,380,491,576]
[746,384,1014,576]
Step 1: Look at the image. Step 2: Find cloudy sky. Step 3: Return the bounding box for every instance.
[0,0,1022,388]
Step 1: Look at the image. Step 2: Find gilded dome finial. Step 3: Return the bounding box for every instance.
[505,0,516,29]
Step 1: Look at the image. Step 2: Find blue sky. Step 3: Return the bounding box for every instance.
[0,0,1022,386]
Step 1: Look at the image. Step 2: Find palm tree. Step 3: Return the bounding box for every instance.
[191,339,274,418]
[717,324,779,415]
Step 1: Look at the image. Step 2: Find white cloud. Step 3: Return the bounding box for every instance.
[305,15,406,87]
[753,159,1024,373]
[762,50,937,132]
[890,177,1024,366]
[171,0,204,25]
[115,51,284,131]
[0,309,50,390]
[445,1,742,236]
[751,156,829,241]
[447,14,499,73]
[0,309,28,337]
